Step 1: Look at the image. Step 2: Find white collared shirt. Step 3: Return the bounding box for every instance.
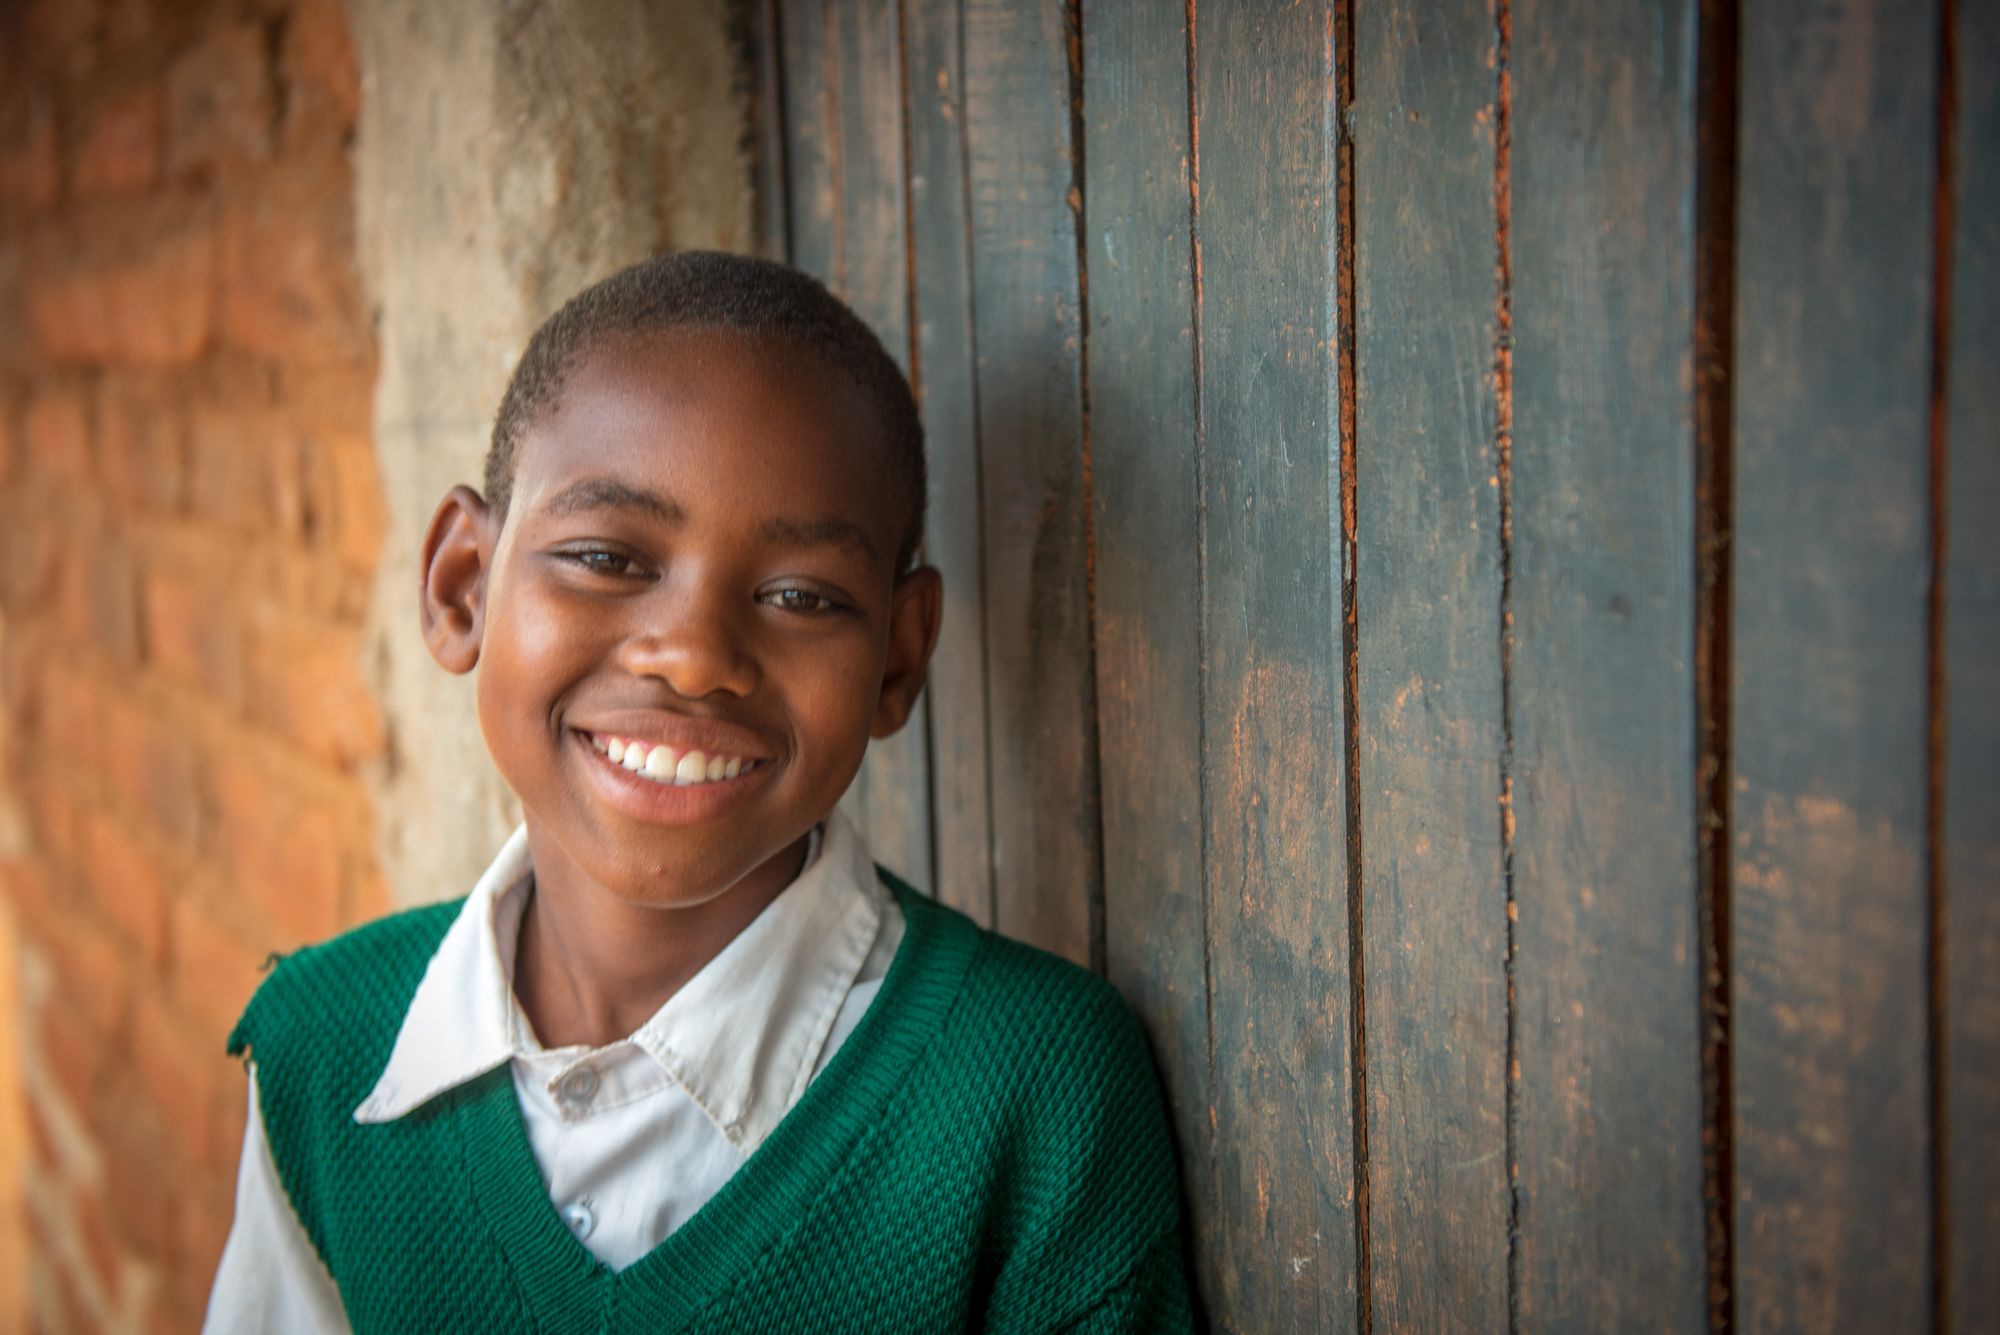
[204,812,905,1333]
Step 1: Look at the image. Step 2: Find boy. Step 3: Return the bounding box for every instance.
[205,252,1192,1332]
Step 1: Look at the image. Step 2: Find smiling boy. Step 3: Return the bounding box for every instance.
[205,252,1192,1332]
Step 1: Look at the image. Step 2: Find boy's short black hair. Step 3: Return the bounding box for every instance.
[486,250,927,571]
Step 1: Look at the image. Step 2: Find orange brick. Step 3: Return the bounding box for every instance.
[95,690,204,848]
[26,0,104,55]
[74,1186,129,1306]
[98,1107,179,1262]
[74,81,165,195]
[0,395,17,486]
[36,1000,106,1119]
[96,379,186,513]
[0,500,61,613]
[22,1096,66,1180]
[170,894,269,1039]
[129,1000,221,1174]
[50,518,141,665]
[219,159,366,365]
[323,432,387,569]
[0,93,59,212]
[283,0,360,128]
[210,1059,248,1182]
[245,618,384,769]
[344,860,394,928]
[166,22,274,176]
[33,658,102,776]
[24,387,90,484]
[208,751,343,943]
[77,808,170,963]
[30,226,215,367]
[185,400,273,532]
[173,1181,233,1308]
[29,905,129,1043]
[140,563,244,705]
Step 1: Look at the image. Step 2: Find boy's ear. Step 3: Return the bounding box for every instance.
[419,485,498,675]
[871,565,944,738]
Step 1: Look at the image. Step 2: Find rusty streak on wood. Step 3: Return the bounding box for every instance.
[1510,0,1707,1328]
[1925,3,1956,1329]
[1943,0,1998,1325]
[1731,0,1941,1326]
[1692,0,1741,1326]
[1331,0,1370,1328]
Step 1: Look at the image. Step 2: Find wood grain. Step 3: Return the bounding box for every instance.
[778,0,837,294]
[1353,1,1512,1327]
[1945,0,1998,1322]
[1732,0,1940,1327]
[903,0,995,923]
[1079,0,1214,1309]
[960,0,1099,965]
[1194,0,1357,1327]
[828,0,935,891]
[1508,1,1707,1327]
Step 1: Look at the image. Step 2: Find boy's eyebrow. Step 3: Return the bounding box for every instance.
[539,478,684,523]
[539,479,879,561]
[759,516,880,562]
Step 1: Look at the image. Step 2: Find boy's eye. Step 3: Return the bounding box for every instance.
[762,587,845,615]
[557,548,643,577]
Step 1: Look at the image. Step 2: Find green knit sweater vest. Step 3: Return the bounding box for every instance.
[229,874,1193,1333]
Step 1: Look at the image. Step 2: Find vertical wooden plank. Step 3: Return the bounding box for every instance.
[905,0,995,923]
[826,0,934,891]
[961,0,1097,964]
[1509,2,1707,1327]
[1196,1,1356,1327]
[750,0,792,261]
[779,0,837,290]
[1732,1,1940,1328]
[1945,0,1999,1322]
[1353,2,1512,1329]
[1081,0,1213,1307]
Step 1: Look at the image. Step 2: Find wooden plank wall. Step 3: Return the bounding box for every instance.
[759,0,1993,1328]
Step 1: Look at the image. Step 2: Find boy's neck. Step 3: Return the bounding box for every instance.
[511,832,813,1049]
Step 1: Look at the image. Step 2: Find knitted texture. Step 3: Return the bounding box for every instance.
[228,874,1194,1333]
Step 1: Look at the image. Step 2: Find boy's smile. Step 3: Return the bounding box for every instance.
[419,326,940,930]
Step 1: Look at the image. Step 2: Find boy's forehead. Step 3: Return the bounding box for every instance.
[510,327,896,539]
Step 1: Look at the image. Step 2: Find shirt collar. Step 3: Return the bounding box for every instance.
[354,812,886,1153]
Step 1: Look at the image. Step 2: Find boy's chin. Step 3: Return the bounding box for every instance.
[547,819,816,911]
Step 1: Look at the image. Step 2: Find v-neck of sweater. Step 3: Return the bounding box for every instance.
[451,878,980,1327]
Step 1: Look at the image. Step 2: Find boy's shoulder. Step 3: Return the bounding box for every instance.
[226,898,465,1062]
[883,871,1154,1089]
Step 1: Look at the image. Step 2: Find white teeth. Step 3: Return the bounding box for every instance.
[643,744,677,779]
[597,735,750,786]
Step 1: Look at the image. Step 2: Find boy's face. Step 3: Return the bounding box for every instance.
[420,328,939,910]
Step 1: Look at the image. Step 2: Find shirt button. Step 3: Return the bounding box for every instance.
[556,1066,600,1108]
[562,1198,596,1241]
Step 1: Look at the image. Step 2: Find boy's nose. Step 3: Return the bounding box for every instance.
[614,594,760,700]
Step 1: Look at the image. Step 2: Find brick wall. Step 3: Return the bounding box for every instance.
[0,0,386,1329]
